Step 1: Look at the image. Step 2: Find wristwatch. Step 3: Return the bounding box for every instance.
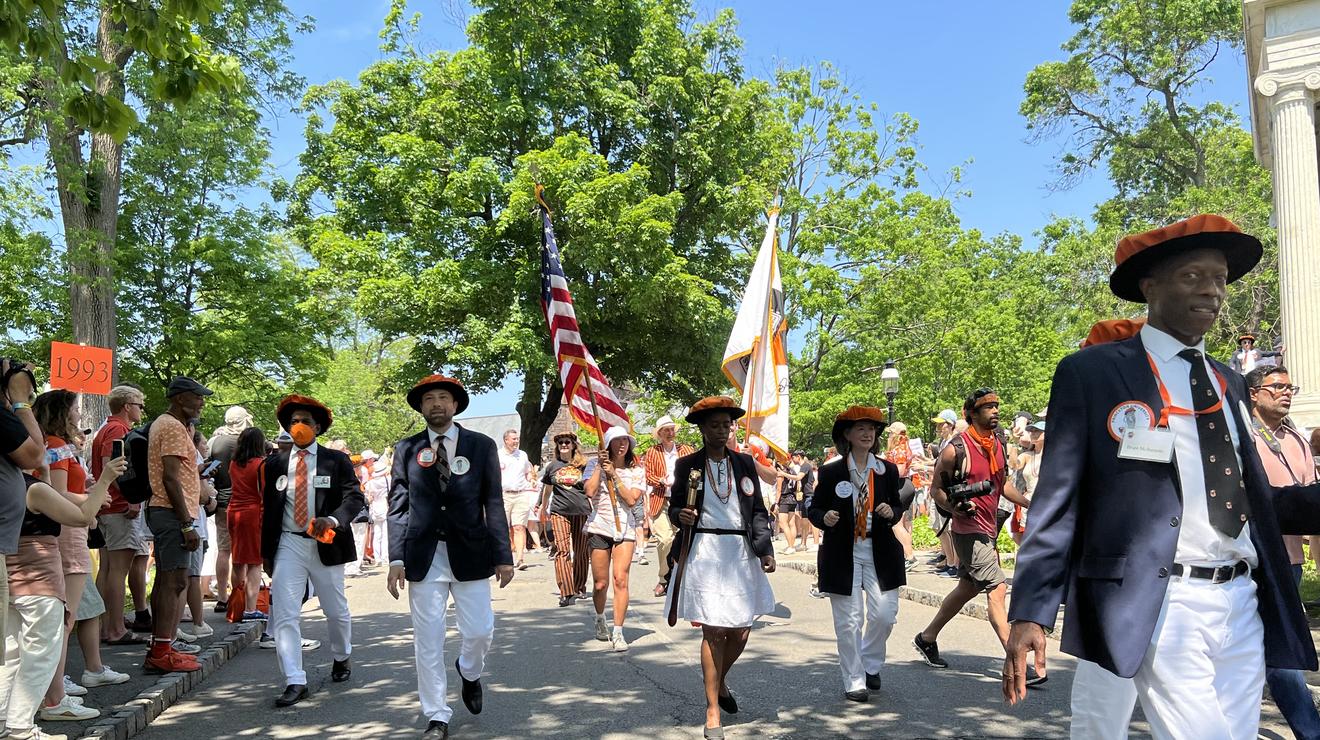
[11,402,29,411]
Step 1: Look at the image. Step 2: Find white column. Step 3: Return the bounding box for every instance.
[1256,72,1320,428]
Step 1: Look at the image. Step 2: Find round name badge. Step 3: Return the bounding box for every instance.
[835,481,855,499]
[740,477,754,496]
[276,474,288,491]
[417,448,436,468]
[1107,401,1156,442]
[451,456,471,475]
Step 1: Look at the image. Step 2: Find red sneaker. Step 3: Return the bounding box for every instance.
[144,649,201,674]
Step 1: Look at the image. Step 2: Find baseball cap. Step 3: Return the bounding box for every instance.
[166,376,213,398]
[931,409,957,425]
[1028,421,1046,432]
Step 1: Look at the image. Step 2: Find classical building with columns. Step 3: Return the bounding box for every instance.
[1245,0,1320,428]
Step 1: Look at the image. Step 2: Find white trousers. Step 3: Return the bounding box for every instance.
[345,523,369,576]
[271,532,352,685]
[1071,659,1137,740]
[827,541,899,692]
[1133,574,1265,740]
[370,518,388,564]
[0,595,64,733]
[409,542,494,723]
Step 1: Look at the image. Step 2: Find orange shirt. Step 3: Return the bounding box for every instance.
[147,413,200,518]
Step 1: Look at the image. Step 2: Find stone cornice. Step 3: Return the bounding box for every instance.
[1254,67,1320,97]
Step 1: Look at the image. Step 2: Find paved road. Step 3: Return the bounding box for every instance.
[130,546,1295,739]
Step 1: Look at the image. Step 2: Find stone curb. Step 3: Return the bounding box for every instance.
[77,621,262,740]
[778,559,1062,641]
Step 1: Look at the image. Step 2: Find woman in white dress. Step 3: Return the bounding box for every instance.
[583,426,645,652]
[665,396,776,740]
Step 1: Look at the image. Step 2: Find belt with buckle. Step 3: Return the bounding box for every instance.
[1171,561,1249,584]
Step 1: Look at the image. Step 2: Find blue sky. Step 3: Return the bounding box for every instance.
[36,1,1258,418]
[275,1,1255,417]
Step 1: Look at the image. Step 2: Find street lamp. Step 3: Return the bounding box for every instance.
[880,360,899,422]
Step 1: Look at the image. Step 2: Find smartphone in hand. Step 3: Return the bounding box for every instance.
[111,438,125,460]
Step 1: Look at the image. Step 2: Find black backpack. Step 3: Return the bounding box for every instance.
[116,420,155,504]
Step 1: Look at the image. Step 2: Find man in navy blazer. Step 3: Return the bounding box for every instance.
[260,395,365,708]
[387,375,513,740]
[1005,215,1320,739]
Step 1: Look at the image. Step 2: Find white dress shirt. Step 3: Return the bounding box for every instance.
[1140,324,1257,567]
[283,442,319,533]
[428,425,459,467]
[846,453,883,537]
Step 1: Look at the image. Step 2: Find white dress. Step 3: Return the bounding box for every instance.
[667,458,776,628]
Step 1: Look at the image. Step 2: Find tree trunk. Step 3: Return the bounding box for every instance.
[516,373,563,465]
[52,7,130,428]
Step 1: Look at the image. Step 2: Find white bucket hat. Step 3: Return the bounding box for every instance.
[602,425,635,452]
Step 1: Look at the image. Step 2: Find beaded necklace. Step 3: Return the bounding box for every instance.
[705,456,733,504]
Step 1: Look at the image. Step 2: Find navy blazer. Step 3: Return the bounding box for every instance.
[667,450,774,559]
[388,424,513,582]
[1009,335,1320,677]
[808,455,908,595]
[260,445,365,567]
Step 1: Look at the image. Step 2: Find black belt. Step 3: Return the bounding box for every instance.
[694,527,744,536]
[1171,561,1249,584]
[285,530,313,540]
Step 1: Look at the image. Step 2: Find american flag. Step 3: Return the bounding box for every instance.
[537,190,632,434]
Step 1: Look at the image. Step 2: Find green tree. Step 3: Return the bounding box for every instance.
[1024,0,1277,357]
[289,0,780,461]
[0,0,298,421]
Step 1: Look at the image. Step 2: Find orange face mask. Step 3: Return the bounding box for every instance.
[290,422,316,448]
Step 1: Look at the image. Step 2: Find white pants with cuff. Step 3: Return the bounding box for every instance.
[0,595,64,734]
[827,541,899,692]
[345,522,368,576]
[271,532,352,685]
[370,518,387,564]
[1133,572,1264,740]
[1071,659,1137,739]
[409,541,494,723]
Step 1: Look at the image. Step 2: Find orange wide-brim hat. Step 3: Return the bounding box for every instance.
[407,375,470,414]
[1109,214,1262,303]
[685,396,746,424]
[1080,318,1145,348]
[831,405,887,449]
[277,395,333,433]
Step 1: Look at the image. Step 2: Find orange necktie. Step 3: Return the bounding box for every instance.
[855,468,874,542]
[294,450,310,528]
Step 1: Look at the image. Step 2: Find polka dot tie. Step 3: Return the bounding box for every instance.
[1178,349,1249,536]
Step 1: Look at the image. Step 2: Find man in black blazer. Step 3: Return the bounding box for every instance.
[260,395,365,708]
[387,375,513,740]
[1005,215,1320,739]
[808,405,907,703]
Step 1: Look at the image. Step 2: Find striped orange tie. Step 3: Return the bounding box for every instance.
[294,450,310,528]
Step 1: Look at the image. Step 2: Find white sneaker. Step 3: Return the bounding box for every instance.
[191,622,214,638]
[175,627,197,643]
[62,675,87,696]
[594,617,610,642]
[81,666,130,687]
[171,640,201,655]
[611,629,629,652]
[784,546,797,555]
[301,638,321,651]
[38,695,99,721]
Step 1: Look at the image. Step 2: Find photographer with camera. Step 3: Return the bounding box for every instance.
[912,388,1033,678]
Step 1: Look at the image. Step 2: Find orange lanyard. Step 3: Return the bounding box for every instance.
[1144,352,1228,428]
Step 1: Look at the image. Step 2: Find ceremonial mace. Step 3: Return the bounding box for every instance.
[666,469,703,627]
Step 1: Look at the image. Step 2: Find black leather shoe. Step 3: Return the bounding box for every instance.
[717,687,738,714]
[331,658,351,682]
[865,672,881,690]
[275,684,308,707]
[845,689,869,702]
[422,720,449,738]
[456,658,482,714]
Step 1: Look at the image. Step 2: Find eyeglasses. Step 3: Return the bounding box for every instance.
[127,402,145,408]
[1256,383,1301,395]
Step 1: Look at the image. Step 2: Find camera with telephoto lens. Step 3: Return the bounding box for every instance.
[945,479,994,511]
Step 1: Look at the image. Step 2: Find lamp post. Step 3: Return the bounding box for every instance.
[880,360,899,422]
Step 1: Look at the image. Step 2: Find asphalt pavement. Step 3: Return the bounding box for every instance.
[123,543,1295,739]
